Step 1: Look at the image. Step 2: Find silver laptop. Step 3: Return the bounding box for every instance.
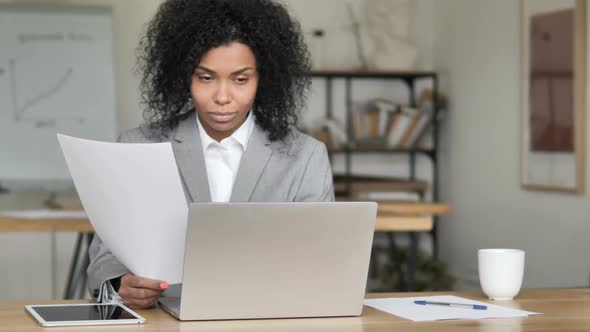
[158,202,377,321]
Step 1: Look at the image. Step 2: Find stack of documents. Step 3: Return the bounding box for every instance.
[364,295,541,322]
[58,134,188,284]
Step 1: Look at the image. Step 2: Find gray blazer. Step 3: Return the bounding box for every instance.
[87,112,335,294]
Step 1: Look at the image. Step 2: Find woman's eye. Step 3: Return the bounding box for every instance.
[235,77,248,84]
[198,76,212,82]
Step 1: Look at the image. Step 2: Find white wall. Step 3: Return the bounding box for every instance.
[433,0,590,289]
[282,0,434,70]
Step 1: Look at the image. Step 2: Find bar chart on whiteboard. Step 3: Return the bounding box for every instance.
[0,5,117,182]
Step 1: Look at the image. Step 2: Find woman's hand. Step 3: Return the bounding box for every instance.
[118,273,168,309]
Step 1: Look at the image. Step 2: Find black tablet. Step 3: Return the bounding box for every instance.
[25,303,145,327]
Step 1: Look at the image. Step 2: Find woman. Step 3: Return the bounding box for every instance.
[87,0,335,309]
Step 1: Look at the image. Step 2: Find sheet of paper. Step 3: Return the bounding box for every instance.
[58,134,188,283]
[0,210,87,219]
[364,295,541,322]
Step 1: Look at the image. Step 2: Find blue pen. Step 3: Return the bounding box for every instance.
[414,300,487,310]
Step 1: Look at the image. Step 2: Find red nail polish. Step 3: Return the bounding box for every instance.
[160,282,169,289]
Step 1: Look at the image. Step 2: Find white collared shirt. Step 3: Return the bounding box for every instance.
[197,112,255,202]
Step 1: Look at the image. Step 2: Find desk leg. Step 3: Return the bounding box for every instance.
[64,233,83,299]
[388,233,406,291]
[51,232,57,300]
[77,233,93,298]
[387,233,418,292]
[64,233,94,299]
[408,232,419,292]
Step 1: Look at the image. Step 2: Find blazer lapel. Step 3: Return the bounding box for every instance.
[230,123,272,202]
[171,112,211,202]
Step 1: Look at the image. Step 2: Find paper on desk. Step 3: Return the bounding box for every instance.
[57,134,188,284]
[0,210,87,219]
[364,295,541,322]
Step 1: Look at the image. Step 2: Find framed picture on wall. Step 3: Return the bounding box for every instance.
[520,0,587,193]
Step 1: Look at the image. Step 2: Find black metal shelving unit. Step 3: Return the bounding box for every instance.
[310,70,441,291]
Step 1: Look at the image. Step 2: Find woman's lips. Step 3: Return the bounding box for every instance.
[209,112,237,123]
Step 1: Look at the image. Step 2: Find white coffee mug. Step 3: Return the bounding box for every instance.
[478,249,525,300]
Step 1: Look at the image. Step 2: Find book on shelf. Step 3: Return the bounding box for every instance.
[385,105,419,148]
[306,118,348,150]
[353,99,398,143]
[368,109,380,137]
[351,89,438,149]
[352,110,365,141]
[405,101,434,148]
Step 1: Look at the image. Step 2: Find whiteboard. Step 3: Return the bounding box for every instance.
[0,4,116,181]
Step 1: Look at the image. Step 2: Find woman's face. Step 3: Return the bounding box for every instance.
[191,42,259,142]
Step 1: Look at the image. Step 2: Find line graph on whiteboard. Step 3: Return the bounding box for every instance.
[0,4,117,181]
[6,58,85,127]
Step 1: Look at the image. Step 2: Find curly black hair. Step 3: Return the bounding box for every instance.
[137,0,311,141]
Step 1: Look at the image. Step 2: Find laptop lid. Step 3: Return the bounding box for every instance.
[176,202,377,321]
